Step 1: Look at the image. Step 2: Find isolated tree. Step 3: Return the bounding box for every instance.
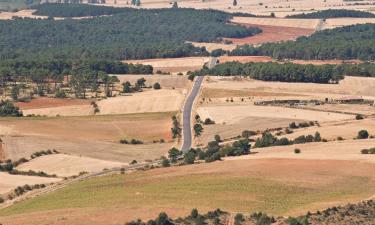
[191,208,199,218]
[135,0,141,6]
[172,1,178,8]
[184,151,195,164]
[214,134,221,142]
[358,130,369,139]
[137,77,146,87]
[314,131,321,142]
[233,0,237,6]
[153,82,161,90]
[168,147,181,163]
[161,157,170,167]
[122,81,132,93]
[11,85,20,101]
[194,123,203,136]
[131,0,136,5]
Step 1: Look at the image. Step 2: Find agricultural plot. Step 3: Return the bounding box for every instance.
[0,173,60,195]
[0,112,176,162]
[1,158,375,225]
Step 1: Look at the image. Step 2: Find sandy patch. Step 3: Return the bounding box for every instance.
[0,172,60,195]
[17,154,126,177]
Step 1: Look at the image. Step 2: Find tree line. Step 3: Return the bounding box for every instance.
[0,8,261,61]
[287,9,375,19]
[229,23,375,60]
[191,62,345,83]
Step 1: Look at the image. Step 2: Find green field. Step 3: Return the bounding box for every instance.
[1,168,373,217]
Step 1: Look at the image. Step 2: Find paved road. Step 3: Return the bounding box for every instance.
[181,75,204,152]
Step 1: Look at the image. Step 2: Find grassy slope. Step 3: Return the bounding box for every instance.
[1,165,373,217]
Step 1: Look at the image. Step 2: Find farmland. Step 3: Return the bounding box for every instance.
[1,158,375,225]
[1,2,375,225]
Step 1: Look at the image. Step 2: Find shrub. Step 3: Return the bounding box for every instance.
[337,136,344,141]
[55,89,66,98]
[203,118,215,125]
[357,130,369,139]
[191,208,198,218]
[356,114,364,120]
[130,160,138,164]
[214,134,221,142]
[194,123,204,136]
[361,149,369,154]
[242,130,256,138]
[153,82,161,90]
[0,197,4,204]
[130,139,143,145]
[161,157,170,167]
[294,148,301,154]
[0,100,23,117]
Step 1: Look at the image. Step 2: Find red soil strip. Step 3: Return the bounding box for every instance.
[15,97,90,110]
[225,24,315,45]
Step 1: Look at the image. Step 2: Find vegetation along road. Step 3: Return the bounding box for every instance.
[181,75,204,152]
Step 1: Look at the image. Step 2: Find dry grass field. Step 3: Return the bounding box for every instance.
[98,0,375,17]
[124,57,209,73]
[0,112,176,162]
[1,158,375,225]
[195,76,375,145]
[0,173,60,195]
[17,154,126,177]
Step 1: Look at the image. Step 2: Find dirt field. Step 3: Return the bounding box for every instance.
[17,154,126,177]
[226,24,315,45]
[124,57,209,73]
[15,98,90,110]
[1,158,375,225]
[0,172,61,195]
[0,112,176,162]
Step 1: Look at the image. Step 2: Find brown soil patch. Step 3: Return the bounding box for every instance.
[15,98,90,110]
[225,24,315,45]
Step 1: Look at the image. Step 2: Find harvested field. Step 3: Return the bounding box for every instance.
[300,103,375,116]
[202,76,375,99]
[17,154,126,177]
[123,57,209,73]
[201,87,300,99]
[115,74,190,90]
[0,112,175,162]
[98,0,375,17]
[323,18,375,29]
[227,139,375,163]
[21,89,185,117]
[231,17,320,29]
[15,98,90,110]
[218,56,273,64]
[97,89,185,115]
[197,105,352,125]
[0,10,46,20]
[279,118,375,141]
[226,24,315,45]
[189,42,237,52]
[1,158,375,225]
[0,172,60,195]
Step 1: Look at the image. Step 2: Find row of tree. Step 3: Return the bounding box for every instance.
[287,9,375,19]
[0,8,260,60]
[191,62,345,83]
